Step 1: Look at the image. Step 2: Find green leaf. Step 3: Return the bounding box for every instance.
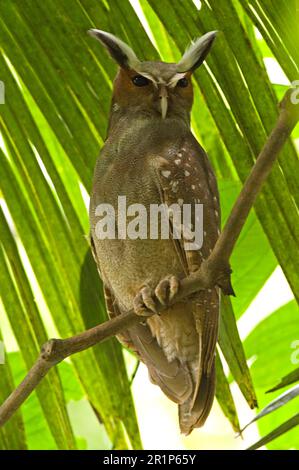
[248,414,299,450]
[0,208,76,449]
[215,351,240,433]
[244,301,299,449]
[7,352,58,450]
[219,295,257,409]
[0,335,27,450]
[241,384,299,433]
[240,0,299,81]
[219,179,276,319]
[267,368,299,393]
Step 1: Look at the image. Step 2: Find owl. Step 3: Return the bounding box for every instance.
[89,29,220,435]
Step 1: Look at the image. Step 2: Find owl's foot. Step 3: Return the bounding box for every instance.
[133,276,180,317]
[155,275,180,306]
[133,285,157,317]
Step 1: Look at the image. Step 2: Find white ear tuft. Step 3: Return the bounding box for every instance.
[176,31,218,73]
[88,29,140,70]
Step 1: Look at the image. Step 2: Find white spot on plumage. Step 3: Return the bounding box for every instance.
[170,180,179,193]
[184,170,190,176]
[161,170,171,178]
[175,159,181,165]
[191,185,196,190]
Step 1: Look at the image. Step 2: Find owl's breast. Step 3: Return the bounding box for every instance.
[90,137,185,311]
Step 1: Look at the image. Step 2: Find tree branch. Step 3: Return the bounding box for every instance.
[0,91,298,428]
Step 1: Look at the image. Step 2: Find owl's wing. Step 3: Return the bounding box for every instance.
[151,138,220,272]
[151,137,220,432]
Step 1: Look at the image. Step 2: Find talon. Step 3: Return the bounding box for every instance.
[133,285,157,317]
[155,279,169,305]
[169,275,179,301]
[155,275,180,306]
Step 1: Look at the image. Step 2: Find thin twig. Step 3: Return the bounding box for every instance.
[0,91,298,428]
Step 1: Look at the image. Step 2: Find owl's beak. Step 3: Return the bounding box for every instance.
[159,86,168,119]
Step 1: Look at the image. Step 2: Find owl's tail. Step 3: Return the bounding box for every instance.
[177,288,219,435]
[178,361,216,435]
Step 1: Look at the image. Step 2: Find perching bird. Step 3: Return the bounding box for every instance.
[89,29,220,434]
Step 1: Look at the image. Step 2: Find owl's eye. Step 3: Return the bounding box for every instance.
[177,77,189,88]
[132,75,150,87]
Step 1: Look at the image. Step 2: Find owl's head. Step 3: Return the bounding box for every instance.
[89,29,217,122]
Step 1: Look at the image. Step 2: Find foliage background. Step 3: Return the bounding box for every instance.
[0,0,298,450]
